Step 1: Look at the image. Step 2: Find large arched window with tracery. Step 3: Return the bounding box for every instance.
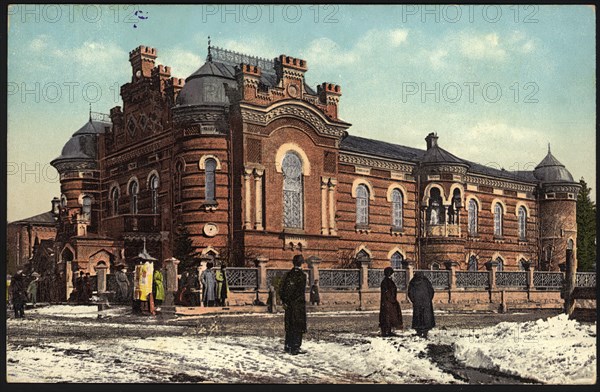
[468,255,478,271]
[468,199,478,235]
[282,152,303,229]
[356,184,369,226]
[391,189,403,229]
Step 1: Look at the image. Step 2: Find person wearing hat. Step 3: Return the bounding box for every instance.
[11,270,27,318]
[215,264,229,307]
[27,273,39,307]
[200,262,217,307]
[279,255,308,355]
[152,261,165,312]
[408,271,436,339]
[114,264,130,304]
[379,267,404,337]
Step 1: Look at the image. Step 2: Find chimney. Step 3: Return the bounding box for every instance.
[51,197,61,215]
[425,132,439,150]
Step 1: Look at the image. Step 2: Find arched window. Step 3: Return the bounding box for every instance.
[518,206,527,240]
[60,194,67,208]
[129,180,138,215]
[82,195,92,221]
[110,187,120,216]
[391,189,403,229]
[494,203,503,237]
[149,174,159,214]
[519,258,528,270]
[391,252,404,269]
[175,161,183,203]
[468,255,478,271]
[431,262,440,270]
[567,238,574,250]
[468,199,478,235]
[282,152,303,229]
[205,158,216,203]
[496,257,504,271]
[356,184,369,226]
[356,249,370,262]
[428,187,443,225]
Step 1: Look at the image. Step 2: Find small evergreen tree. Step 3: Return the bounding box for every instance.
[173,224,198,272]
[576,178,596,271]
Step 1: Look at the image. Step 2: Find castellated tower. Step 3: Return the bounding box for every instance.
[534,146,581,271]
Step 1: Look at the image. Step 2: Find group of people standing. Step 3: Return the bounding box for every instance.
[176,263,229,307]
[69,271,93,304]
[8,271,41,318]
[278,256,437,355]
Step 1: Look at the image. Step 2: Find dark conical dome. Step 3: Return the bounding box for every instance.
[175,59,238,107]
[51,118,110,170]
[533,147,574,183]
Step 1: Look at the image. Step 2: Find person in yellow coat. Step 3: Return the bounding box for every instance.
[152,262,165,312]
[215,264,229,307]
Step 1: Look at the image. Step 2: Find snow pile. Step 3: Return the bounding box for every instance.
[452,314,596,384]
[28,305,101,319]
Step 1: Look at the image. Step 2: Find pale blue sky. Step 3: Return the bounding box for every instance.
[7,4,596,222]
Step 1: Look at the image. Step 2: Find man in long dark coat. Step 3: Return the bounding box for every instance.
[11,271,27,318]
[279,255,307,355]
[379,267,403,337]
[408,271,435,338]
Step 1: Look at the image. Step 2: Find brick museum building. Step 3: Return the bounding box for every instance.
[9,43,581,298]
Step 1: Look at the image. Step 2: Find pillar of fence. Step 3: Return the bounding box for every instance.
[523,261,534,289]
[163,257,180,309]
[485,260,498,290]
[255,256,269,292]
[357,253,371,310]
[444,261,458,290]
[95,263,108,294]
[307,256,321,288]
[564,249,576,316]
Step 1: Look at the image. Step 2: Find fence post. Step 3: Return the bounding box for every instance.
[255,256,269,292]
[357,254,371,310]
[444,261,458,304]
[524,261,534,302]
[404,261,415,288]
[163,257,180,309]
[307,256,321,289]
[564,250,576,316]
[485,260,498,290]
[95,263,108,294]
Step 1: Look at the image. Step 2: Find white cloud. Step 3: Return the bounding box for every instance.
[72,41,127,68]
[301,28,409,68]
[459,32,507,61]
[156,48,203,78]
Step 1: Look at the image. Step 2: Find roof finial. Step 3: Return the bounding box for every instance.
[207,35,212,62]
[548,143,551,154]
[89,103,92,122]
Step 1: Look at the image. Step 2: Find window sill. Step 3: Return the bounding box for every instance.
[283,228,305,235]
[355,224,371,234]
[201,201,218,212]
[493,236,505,243]
[390,227,404,236]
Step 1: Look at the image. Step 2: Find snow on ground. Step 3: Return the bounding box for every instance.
[6,308,596,384]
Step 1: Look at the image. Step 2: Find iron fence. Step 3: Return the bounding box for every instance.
[533,272,563,289]
[319,269,360,289]
[496,272,528,288]
[266,269,310,288]
[576,272,596,288]
[226,268,258,289]
[418,270,450,289]
[367,269,407,289]
[456,271,489,288]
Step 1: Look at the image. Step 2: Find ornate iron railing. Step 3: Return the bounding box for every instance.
[533,272,563,289]
[576,272,596,288]
[496,272,528,288]
[456,271,489,288]
[368,269,407,289]
[418,270,450,289]
[319,269,360,289]
[225,268,258,289]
